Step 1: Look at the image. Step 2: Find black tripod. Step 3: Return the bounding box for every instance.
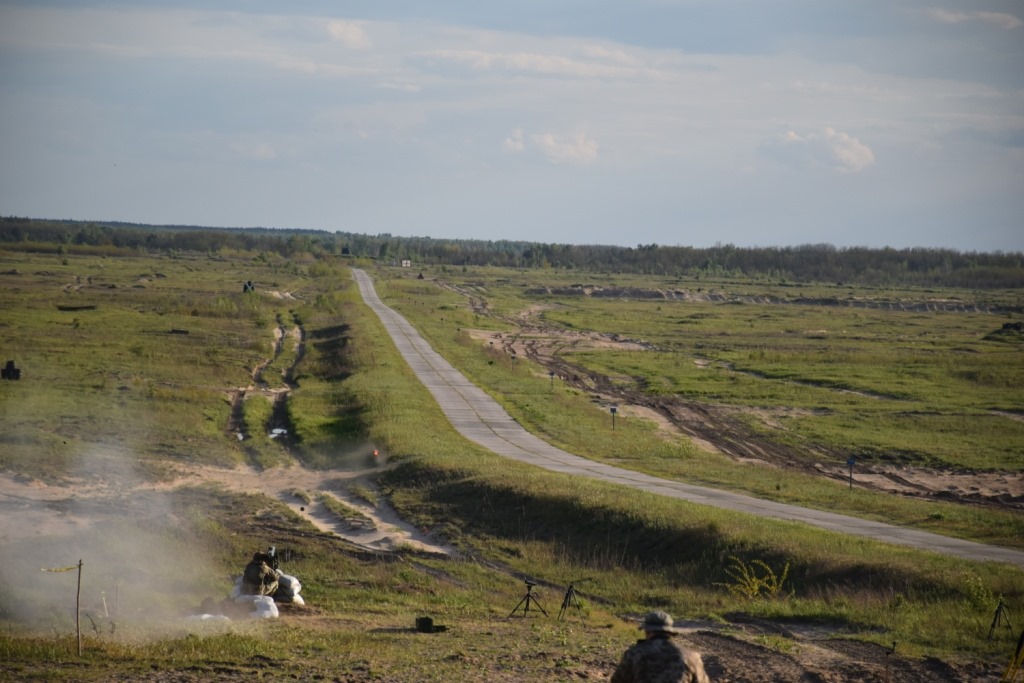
[508,580,548,618]
[989,600,1013,641]
[558,579,588,621]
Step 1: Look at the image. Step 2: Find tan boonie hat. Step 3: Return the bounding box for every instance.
[640,610,678,634]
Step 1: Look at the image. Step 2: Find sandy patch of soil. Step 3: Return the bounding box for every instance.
[0,463,455,556]
[615,403,682,438]
[465,327,649,360]
[815,462,1024,504]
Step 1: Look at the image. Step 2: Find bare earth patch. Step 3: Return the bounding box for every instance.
[0,464,455,556]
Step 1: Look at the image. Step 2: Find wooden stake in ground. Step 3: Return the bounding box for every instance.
[41,560,84,655]
[76,559,82,655]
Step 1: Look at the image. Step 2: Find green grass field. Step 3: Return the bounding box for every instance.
[373,265,1024,549]
[2,250,1023,681]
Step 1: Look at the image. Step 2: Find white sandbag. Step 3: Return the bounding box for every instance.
[274,591,304,605]
[250,595,278,619]
[185,614,231,622]
[277,572,301,595]
[276,589,297,600]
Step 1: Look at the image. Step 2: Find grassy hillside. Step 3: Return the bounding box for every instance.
[1,250,1022,681]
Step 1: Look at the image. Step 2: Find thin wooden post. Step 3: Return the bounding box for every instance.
[76,560,83,656]
[40,561,84,654]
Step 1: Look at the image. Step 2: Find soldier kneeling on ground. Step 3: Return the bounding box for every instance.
[240,551,279,597]
[611,610,710,683]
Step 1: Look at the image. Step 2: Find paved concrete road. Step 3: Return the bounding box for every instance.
[352,269,1024,568]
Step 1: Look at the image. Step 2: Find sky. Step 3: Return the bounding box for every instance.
[0,1,1021,252]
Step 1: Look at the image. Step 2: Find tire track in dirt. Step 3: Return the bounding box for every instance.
[267,313,304,451]
[225,312,305,466]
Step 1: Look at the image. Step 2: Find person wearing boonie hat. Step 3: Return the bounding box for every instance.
[610,610,710,682]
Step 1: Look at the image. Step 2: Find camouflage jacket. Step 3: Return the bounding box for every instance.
[241,558,279,597]
[610,635,710,683]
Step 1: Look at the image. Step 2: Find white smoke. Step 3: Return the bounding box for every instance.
[0,444,228,633]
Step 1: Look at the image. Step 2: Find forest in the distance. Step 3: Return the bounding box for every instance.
[2,215,1022,289]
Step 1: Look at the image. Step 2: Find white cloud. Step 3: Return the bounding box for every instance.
[975,11,1023,29]
[326,20,371,49]
[87,42,153,59]
[232,141,277,160]
[761,128,875,173]
[579,44,643,68]
[503,128,598,163]
[929,9,1022,29]
[531,131,599,164]
[503,128,525,153]
[377,81,421,92]
[420,49,651,80]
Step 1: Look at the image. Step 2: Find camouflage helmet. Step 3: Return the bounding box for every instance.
[640,610,678,634]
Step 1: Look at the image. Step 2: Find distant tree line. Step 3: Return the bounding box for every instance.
[2,216,1022,289]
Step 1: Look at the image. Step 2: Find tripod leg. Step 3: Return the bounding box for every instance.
[570,589,584,619]
[527,594,548,617]
[507,594,530,618]
[561,589,577,618]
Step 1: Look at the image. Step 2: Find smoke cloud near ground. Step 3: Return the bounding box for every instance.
[0,444,226,632]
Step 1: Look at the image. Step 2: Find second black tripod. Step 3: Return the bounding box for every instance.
[558,579,588,621]
[508,580,548,618]
[989,600,1014,641]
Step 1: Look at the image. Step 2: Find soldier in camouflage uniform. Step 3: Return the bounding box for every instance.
[240,551,279,597]
[610,611,710,683]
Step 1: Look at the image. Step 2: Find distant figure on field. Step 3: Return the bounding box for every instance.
[611,611,710,683]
